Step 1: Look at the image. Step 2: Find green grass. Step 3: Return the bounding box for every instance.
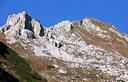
[4,47,46,82]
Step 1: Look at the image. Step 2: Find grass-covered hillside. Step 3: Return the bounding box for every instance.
[0,42,47,82]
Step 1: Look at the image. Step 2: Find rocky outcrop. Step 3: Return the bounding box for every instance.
[1,11,45,40]
[0,11,128,82]
[31,19,44,36]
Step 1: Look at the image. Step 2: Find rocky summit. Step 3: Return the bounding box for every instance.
[0,11,128,82]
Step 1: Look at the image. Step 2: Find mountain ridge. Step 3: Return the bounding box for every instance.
[0,11,128,82]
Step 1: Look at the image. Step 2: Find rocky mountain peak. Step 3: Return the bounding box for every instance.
[0,11,128,82]
[6,11,30,28]
[1,11,128,44]
[1,11,44,41]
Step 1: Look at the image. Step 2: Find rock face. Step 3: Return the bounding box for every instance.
[0,11,128,82]
[2,11,44,39]
[31,19,44,36]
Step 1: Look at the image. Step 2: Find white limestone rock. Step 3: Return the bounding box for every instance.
[31,19,44,36]
[82,18,111,40]
[1,11,128,81]
[53,20,72,32]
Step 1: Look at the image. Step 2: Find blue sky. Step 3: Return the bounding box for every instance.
[0,0,128,34]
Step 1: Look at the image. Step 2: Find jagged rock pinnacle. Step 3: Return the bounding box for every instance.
[2,11,44,38]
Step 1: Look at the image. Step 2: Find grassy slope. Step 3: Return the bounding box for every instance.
[74,19,128,58]
[0,42,47,82]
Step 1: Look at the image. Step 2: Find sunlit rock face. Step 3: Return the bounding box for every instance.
[2,11,44,41]
[31,19,44,36]
[0,11,128,82]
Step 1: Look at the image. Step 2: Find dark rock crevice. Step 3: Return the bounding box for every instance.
[24,13,33,32]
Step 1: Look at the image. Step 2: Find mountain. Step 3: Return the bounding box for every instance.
[0,11,128,82]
